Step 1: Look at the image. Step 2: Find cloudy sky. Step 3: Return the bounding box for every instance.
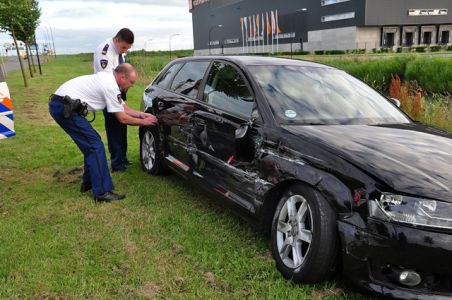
[1,0,194,54]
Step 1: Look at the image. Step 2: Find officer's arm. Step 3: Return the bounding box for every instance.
[114,111,157,126]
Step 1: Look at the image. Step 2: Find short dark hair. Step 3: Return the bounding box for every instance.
[114,28,134,44]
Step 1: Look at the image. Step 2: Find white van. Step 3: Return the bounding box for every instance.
[0,71,15,139]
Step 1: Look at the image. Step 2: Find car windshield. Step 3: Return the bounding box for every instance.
[250,65,411,125]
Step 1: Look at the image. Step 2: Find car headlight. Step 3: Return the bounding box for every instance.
[369,193,452,229]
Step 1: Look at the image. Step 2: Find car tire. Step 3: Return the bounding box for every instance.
[271,183,338,283]
[140,127,165,175]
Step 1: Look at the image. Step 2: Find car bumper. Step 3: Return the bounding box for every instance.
[338,218,452,299]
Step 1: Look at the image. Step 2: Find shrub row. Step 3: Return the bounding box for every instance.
[313,55,452,94]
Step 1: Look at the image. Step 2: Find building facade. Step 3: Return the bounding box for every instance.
[189,0,452,55]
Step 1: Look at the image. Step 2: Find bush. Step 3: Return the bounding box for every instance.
[415,46,426,52]
[325,50,346,55]
[447,45,452,51]
[396,47,402,53]
[430,46,441,52]
[405,57,452,94]
[314,50,325,55]
[318,56,411,91]
[298,51,310,55]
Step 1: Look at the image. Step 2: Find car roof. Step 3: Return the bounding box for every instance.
[172,55,334,69]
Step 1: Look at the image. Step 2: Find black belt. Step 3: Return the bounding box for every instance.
[50,94,70,103]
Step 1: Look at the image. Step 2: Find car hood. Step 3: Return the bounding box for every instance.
[282,123,452,201]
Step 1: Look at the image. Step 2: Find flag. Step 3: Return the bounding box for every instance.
[266,12,271,36]
[271,11,275,34]
[256,14,259,38]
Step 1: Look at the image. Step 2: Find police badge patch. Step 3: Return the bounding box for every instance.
[101,44,109,55]
[100,59,108,69]
[117,94,122,104]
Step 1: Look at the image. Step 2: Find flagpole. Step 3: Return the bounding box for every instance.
[276,10,279,53]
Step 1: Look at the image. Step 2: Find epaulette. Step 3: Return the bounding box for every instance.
[102,44,109,55]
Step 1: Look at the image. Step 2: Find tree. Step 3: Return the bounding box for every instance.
[15,0,41,78]
[0,0,40,87]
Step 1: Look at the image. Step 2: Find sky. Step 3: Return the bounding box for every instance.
[1,0,194,54]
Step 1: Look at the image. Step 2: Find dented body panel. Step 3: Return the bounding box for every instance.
[140,56,452,299]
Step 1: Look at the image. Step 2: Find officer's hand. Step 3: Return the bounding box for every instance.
[139,112,154,119]
[142,115,158,126]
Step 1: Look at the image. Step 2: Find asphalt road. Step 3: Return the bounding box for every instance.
[1,56,22,73]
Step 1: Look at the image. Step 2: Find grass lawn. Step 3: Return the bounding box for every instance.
[0,54,372,299]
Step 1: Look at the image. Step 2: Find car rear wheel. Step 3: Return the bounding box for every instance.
[271,183,338,283]
[140,127,165,175]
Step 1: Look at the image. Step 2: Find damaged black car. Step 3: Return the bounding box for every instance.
[139,56,452,299]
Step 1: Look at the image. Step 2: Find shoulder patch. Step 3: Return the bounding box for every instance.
[117,94,123,104]
[101,43,109,55]
[100,59,108,69]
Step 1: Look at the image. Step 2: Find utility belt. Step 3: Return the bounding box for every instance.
[50,94,89,119]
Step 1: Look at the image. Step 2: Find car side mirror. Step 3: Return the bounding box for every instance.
[389,98,401,107]
[235,124,249,139]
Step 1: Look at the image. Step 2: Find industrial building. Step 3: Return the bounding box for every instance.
[189,0,452,55]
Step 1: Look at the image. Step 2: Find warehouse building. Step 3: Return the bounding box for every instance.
[189,0,452,55]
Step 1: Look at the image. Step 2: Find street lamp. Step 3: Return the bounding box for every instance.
[296,8,308,52]
[169,34,180,60]
[208,24,222,55]
[41,20,56,57]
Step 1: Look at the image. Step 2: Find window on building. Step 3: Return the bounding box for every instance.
[321,0,350,6]
[170,61,210,98]
[384,32,395,47]
[440,31,449,44]
[405,32,414,46]
[423,31,432,45]
[321,12,355,22]
[203,62,254,118]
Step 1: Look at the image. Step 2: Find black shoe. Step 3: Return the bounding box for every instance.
[93,192,126,203]
[125,160,132,166]
[80,182,92,193]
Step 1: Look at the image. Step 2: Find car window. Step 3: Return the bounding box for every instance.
[155,63,182,88]
[203,62,254,118]
[250,65,411,125]
[170,61,210,98]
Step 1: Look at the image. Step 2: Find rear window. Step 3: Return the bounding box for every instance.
[170,61,210,98]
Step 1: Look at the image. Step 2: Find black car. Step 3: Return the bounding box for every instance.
[139,56,452,299]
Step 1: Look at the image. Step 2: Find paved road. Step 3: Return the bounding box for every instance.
[0,56,22,73]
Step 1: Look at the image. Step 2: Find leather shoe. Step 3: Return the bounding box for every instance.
[94,191,126,203]
[80,182,92,193]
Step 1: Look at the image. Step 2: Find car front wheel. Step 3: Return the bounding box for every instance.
[271,183,338,283]
[140,127,165,175]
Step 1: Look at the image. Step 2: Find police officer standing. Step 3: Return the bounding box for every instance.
[49,63,157,202]
[94,28,133,172]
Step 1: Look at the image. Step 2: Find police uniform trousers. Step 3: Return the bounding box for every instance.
[103,91,128,171]
[49,98,114,195]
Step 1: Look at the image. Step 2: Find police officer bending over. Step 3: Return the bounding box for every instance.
[49,63,156,202]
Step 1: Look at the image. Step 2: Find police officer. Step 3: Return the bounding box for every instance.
[49,63,157,202]
[94,28,133,172]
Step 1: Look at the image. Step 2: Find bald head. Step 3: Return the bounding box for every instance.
[115,63,136,79]
[114,63,137,92]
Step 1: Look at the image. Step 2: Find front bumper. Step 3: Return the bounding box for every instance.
[339,217,452,299]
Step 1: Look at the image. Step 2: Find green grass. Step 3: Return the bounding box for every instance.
[0,54,370,299]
